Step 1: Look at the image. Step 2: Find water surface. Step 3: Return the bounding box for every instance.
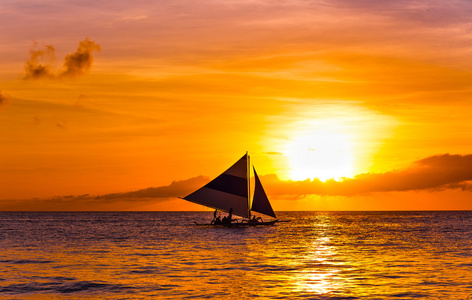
[1,211,471,299]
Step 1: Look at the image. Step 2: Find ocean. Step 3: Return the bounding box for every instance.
[0,211,471,299]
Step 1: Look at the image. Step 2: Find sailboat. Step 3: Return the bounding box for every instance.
[181,152,278,226]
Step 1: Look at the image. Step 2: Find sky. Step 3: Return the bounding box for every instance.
[1,0,472,211]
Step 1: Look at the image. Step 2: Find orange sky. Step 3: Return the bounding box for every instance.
[1,0,472,211]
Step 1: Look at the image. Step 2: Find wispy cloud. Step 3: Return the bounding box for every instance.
[266,151,283,156]
[0,90,10,107]
[55,121,66,129]
[23,38,100,80]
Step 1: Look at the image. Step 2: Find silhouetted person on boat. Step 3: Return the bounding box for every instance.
[250,215,261,223]
[211,209,222,225]
[221,208,233,224]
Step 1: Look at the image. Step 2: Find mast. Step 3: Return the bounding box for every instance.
[247,151,251,219]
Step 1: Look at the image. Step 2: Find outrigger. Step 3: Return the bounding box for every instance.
[180,152,278,226]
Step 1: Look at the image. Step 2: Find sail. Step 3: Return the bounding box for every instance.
[251,167,276,218]
[182,154,249,218]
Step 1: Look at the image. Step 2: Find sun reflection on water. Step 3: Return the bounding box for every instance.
[288,214,345,296]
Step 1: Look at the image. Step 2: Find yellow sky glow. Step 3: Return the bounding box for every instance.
[265,101,398,181]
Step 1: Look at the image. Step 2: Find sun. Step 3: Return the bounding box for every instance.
[284,122,355,181]
[266,101,398,182]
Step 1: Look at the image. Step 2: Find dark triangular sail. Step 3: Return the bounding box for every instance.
[251,167,276,218]
[182,154,249,218]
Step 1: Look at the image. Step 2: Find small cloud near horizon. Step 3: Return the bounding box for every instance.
[0,91,10,107]
[266,151,283,155]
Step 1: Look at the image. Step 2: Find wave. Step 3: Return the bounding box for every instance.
[0,259,53,264]
[0,280,135,295]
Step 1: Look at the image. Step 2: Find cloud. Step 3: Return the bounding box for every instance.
[2,154,471,211]
[75,94,89,107]
[330,0,472,28]
[442,181,472,192]
[23,43,56,79]
[0,177,209,211]
[261,154,472,196]
[265,151,283,156]
[0,90,10,107]
[96,176,209,200]
[23,38,100,80]
[57,154,472,200]
[33,116,41,125]
[61,38,101,77]
[55,121,66,129]
[80,154,472,202]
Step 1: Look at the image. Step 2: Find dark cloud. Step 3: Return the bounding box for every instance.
[23,43,56,79]
[23,38,100,80]
[79,154,472,202]
[0,177,209,211]
[96,176,209,200]
[444,181,472,192]
[2,154,471,211]
[261,154,472,196]
[61,38,101,77]
[0,196,93,211]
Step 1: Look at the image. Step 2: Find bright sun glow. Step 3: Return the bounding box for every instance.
[266,101,398,182]
[285,124,355,181]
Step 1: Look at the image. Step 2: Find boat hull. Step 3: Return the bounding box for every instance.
[194,220,278,227]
